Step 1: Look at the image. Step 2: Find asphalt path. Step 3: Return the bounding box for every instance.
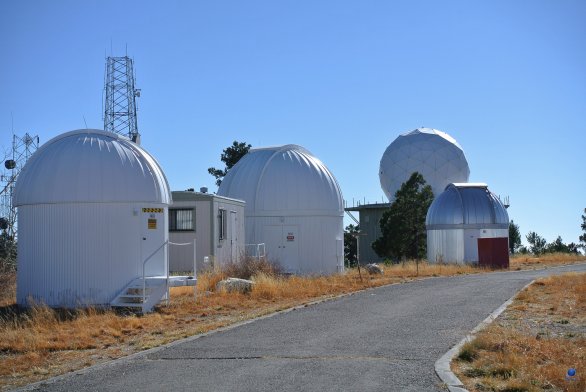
[21,264,586,392]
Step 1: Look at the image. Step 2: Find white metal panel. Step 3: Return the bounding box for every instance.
[14,130,171,206]
[249,215,342,275]
[16,203,166,307]
[427,229,465,264]
[263,225,286,269]
[464,229,479,263]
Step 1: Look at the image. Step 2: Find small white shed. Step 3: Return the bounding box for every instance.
[169,190,245,272]
[14,130,172,307]
[217,145,344,275]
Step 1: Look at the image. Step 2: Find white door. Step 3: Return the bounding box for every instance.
[262,225,283,264]
[281,226,299,273]
[141,207,166,276]
[464,229,478,263]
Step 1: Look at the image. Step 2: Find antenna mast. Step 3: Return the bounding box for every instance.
[103,56,141,143]
[1,133,40,240]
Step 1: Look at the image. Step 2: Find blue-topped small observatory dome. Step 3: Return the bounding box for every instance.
[426,183,509,267]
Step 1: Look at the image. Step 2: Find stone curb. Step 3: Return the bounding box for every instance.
[434,280,534,392]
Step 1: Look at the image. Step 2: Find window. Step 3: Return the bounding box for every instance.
[218,209,227,240]
[169,209,194,231]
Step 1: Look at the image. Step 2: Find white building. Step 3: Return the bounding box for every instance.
[217,145,344,275]
[379,128,470,201]
[426,183,510,267]
[14,130,172,308]
[169,190,245,272]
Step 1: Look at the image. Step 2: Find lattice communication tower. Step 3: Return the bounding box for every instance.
[1,133,40,239]
[103,56,141,143]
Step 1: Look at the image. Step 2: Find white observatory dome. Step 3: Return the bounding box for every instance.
[379,128,470,201]
[14,130,171,307]
[218,145,343,215]
[14,129,170,205]
[218,145,344,275]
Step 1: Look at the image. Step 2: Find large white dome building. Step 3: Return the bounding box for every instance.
[14,130,171,307]
[379,128,470,201]
[217,145,344,275]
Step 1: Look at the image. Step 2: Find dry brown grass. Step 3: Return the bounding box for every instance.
[0,255,584,390]
[453,272,586,392]
[510,252,586,270]
[0,273,15,307]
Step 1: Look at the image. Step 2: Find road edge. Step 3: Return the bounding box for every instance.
[434,280,534,392]
[15,277,416,391]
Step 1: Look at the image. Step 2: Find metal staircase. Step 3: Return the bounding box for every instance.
[111,275,196,313]
[110,277,168,313]
[110,240,197,314]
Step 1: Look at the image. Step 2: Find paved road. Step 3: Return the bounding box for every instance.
[22,264,586,392]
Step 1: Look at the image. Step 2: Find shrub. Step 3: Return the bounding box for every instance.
[222,257,283,280]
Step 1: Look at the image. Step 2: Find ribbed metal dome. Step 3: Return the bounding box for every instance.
[426,183,509,229]
[218,144,343,217]
[14,130,171,206]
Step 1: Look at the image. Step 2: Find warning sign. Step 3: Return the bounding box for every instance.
[148,219,157,229]
[286,233,295,241]
[143,208,163,213]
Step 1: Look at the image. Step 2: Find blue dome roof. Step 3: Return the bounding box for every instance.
[426,183,509,229]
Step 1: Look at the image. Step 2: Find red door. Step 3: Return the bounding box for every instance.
[478,237,509,269]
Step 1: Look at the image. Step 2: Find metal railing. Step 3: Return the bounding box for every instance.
[169,240,197,299]
[245,243,266,261]
[142,240,169,305]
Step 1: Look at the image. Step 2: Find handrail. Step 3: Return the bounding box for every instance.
[245,243,266,261]
[169,240,197,300]
[142,240,169,306]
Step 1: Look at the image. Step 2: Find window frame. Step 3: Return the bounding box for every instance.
[169,208,195,232]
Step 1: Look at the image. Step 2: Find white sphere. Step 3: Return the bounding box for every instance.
[379,128,470,201]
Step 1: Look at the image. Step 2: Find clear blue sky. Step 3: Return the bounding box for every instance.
[1,0,585,247]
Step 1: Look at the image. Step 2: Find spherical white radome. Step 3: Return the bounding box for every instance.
[379,128,470,201]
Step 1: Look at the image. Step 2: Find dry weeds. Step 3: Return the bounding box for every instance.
[453,272,586,392]
[510,252,586,270]
[0,254,584,390]
[0,273,15,307]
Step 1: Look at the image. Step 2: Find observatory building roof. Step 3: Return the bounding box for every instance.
[426,183,509,229]
[379,127,470,201]
[14,130,171,206]
[217,144,343,216]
